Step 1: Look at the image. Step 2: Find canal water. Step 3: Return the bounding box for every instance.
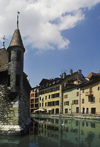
[0,117,100,147]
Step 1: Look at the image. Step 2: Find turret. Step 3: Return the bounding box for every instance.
[7,28,25,96]
[7,12,25,99]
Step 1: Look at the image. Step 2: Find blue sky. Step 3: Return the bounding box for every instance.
[0,0,100,87]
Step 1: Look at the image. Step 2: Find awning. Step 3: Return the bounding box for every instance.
[46,108,52,111]
[34,109,46,112]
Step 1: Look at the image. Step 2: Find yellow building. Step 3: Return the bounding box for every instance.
[81,73,100,114]
[38,69,85,115]
[39,78,62,114]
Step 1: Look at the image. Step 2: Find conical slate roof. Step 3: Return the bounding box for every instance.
[7,29,25,52]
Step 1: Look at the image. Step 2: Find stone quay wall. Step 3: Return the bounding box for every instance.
[0,84,31,135]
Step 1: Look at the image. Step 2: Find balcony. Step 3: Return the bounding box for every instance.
[85,91,94,96]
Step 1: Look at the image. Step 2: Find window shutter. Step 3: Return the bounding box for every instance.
[82,99,84,104]
[64,94,68,98]
[77,92,79,96]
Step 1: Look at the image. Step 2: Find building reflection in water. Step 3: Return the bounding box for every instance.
[0,118,100,147]
[29,117,100,147]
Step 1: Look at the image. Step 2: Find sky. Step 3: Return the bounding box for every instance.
[0,0,100,87]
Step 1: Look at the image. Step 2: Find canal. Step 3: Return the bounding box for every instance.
[0,117,100,147]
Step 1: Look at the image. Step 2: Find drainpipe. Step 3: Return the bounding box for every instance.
[79,88,81,114]
[60,84,63,114]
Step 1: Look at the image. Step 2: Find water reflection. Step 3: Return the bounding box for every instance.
[0,118,100,147]
[29,118,100,147]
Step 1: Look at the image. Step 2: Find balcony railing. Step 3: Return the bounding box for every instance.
[85,91,94,96]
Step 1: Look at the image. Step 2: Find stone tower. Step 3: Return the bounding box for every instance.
[0,15,31,135]
[7,29,25,99]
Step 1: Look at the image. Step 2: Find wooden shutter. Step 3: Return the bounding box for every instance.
[77,92,79,96]
[64,94,68,98]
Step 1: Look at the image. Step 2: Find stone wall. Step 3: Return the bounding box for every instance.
[0,85,19,125]
[0,84,31,135]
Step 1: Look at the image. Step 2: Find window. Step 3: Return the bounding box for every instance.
[91,108,96,114]
[45,90,47,93]
[82,89,84,93]
[64,101,69,106]
[76,100,78,104]
[52,94,55,98]
[56,100,59,106]
[77,92,79,96]
[35,104,38,107]
[45,102,47,107]
[64,94,68,98]
[8,75,10,86]
[89,87,92,95]
[65,109,68,113]
[72,100,78,105]
[42,103,44,107]
[88,96,95,103]
[56,93,59,97]
[35,99,38,103]
[76,107,79,113]
[35,93,38,97]
[48,102,51,106]
[45,95,47,100]
[31,99,34,103]
[16,74,20,86]
[52,87,55,92]
[90,87,92,92]
[56,86,59,91]
[52,101,54,106]
[40,103,41,107]
[49,95,50,99]
[82,99,84,104]
[8,51,11,62]
[31,94,34,97]
[17,50,21,61]
[49,88,51,93]
[98,86,100,91]
[41,91,44,95]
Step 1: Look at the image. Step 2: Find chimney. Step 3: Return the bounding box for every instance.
[78,69,82,81]
[62,72,66,79]
[59,75,62,78]
[70,69,73,75]
[78,69,82,75]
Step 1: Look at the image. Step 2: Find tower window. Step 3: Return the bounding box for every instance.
[17,50,21,61]
[16,74,20,86]
[8,51,11,62]
[8,75,10,86]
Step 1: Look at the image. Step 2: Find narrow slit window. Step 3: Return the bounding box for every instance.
[16,74,20,86]
[9,51,11,62]
[17,50,21,61]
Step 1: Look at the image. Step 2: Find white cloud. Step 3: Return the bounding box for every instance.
[0,0,100,51]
